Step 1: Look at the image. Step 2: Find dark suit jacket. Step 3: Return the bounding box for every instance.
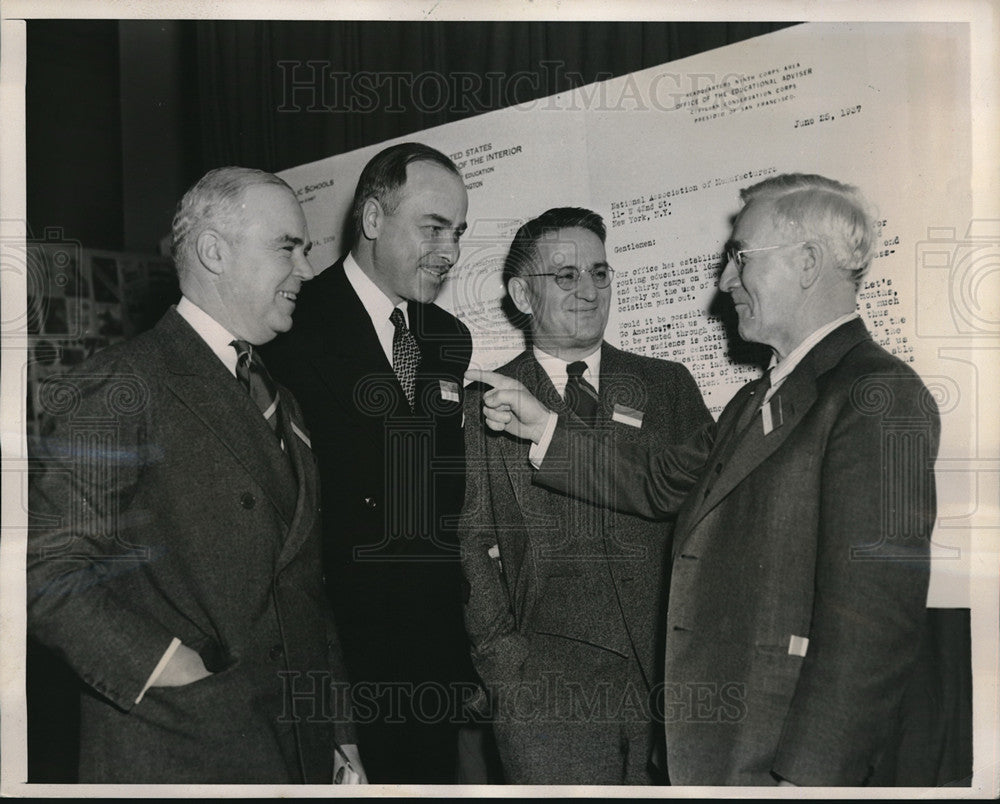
[537,319,941,785]
[461,344,711,699]
[263,258,475,693]
[27,307,354,783]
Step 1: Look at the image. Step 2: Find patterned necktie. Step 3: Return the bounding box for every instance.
[231,339,283,442]
[565,361,601,425]
[390,307,421,411]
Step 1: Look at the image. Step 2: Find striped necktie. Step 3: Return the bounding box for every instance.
[390,307,421,411]
[231,339,283,442]
[565,360,601,425]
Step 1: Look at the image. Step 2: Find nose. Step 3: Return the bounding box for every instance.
[575,268,599,299]
[294,251,316,281]
[719,257,740,293]
[438,234,460,267]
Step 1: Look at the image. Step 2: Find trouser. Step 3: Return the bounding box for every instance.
[490,637,660,785]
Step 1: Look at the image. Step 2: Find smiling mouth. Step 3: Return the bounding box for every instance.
[420,263,451,279]
[278,290,297,302]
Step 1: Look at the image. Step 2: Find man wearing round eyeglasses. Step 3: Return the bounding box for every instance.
[459,207,711,784]
[468,176,942,786]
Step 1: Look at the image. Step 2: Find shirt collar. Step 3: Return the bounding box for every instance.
[533,344,602,398]
[768,311,860,388]
[344,251,409,329]
[176,295,241,377]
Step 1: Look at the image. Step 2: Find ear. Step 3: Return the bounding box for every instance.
[508,276,535,316]
[195,229,227,276]
[361,197,383,241]
[798,240,821,289]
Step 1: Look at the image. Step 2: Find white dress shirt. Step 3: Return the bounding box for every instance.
[343,252,410,365]
[528,345,601,466]
[763,312,859,404]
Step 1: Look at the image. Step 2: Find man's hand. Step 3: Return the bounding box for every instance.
[465,369,552,444]
[151,642,212,687]
[335,743,367,784]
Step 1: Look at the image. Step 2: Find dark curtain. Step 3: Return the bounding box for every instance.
[193,21,798,173]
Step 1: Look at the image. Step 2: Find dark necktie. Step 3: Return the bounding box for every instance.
[565,361,601,425]
[231,339,284,443]
[390,307,421,411]
[733,367,773,436]
[702,368,773,501]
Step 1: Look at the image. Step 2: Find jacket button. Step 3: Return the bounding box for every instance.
[241,492,256,509]
[363,496,378,509]
[268,644,284,661]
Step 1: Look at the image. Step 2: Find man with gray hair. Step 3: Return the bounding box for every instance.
[28,167,364,783]
[469,174,941,785]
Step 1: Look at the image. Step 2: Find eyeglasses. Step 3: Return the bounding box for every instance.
[523,265,615,290]
[726,241,807,271]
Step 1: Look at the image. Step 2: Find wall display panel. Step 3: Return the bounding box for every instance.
[280,107,590,368]
[282,22,978,606]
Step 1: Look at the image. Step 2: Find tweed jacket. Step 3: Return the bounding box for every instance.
[461,343,711,695]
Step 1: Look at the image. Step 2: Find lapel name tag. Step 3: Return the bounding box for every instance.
[440,379,460,403]
[762,395,783,435]
[612,403,644,428]
[788,634,809,657]
[290,420,312,449]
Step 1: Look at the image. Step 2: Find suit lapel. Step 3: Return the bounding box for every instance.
[692,371,816,523]
[410,302,463,419]
[598,342,648,429]
[486,353,561,623]
[680,318,873,534]
[597,343,619,420]
[495,353,561,515]
[275,403,318,567]
[156,310,298,526]
[305,262,408,421]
